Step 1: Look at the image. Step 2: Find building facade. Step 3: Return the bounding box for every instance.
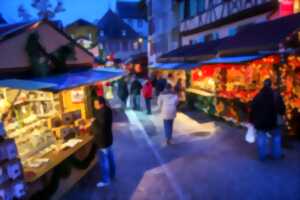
[116,0,148,38]
[147,0,180,65]
[65,19,98,51]
[97,10,144,61]
[176,0,300,46]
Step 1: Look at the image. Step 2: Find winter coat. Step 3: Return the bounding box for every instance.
[117,79,129,100]
[91,106,113,148]
[96,83,104,97]
[130,80,142,96]
[250,86,277,131]
[156,78,167,94]
[142,81,153,99]
[158,91,178,120]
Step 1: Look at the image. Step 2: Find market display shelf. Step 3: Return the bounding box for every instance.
[13,99,53,106]
[23,133,94,183]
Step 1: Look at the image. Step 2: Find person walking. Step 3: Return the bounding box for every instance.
[250,79,283,161]
[91,97,115,187]
[130,77,142,110]
[117,78,129,109]
[158,84,178,145]
[142,79,153,114]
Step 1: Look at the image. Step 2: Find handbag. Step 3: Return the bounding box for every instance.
[245,123,256,143]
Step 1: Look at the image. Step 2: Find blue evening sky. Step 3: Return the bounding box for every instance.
[0,0,138,26]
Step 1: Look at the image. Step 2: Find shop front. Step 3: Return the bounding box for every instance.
[0,69,124,200]
[187,55,280,123]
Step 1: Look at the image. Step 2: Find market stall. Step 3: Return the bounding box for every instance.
[187,55,280,123]
[0,69,124,199]
[150,62,200,101]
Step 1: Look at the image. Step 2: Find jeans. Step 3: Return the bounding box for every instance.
[97,146,116,183]
[164,119,174,140]
[132,95,141,110]
[256,128,283,160]
[145,98,152,114]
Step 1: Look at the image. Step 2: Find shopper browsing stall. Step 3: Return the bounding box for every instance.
[250,79,284,161]
[91,97,115,187]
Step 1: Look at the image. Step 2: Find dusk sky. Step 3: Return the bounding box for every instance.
[0,0,138,26]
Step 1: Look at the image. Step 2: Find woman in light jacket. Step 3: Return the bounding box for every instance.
[158,84,179,145]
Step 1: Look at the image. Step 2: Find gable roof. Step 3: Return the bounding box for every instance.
[116,1,146,20]
[97,9,140,40]
[0,21,36,40]
[65,19,96,29]
[0,14,7,24]
[0,20,95,72]
[0,20,94,57]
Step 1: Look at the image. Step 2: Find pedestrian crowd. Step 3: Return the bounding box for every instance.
[90,74,289,188]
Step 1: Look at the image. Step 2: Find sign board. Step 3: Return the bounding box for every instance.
[71,89,84,103]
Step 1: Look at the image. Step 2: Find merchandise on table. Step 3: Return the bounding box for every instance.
[0,86,94,179]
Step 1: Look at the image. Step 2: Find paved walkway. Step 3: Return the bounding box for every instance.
[62,102,300,200]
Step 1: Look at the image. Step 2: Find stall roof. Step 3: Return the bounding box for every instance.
[150,62,201,70]
[0,79,57,90]
[201,55,262,64]
[35,69,124,92]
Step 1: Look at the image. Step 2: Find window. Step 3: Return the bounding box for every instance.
[88,33,92,40]
[190,0,197,17]
[134,41,139,50]
[184,0,191,19]
[228,28,237,36]
[197,0,205,13]
[138,19,143,28]
[122,30,126,36]
[198,36,205,43]
[99,30,104,37]
[179,1,185,21]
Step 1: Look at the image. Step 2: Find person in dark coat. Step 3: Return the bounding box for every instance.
[250,79,283,160]
[117,78,129,109]
[91,96,115,187]
[130,77,142,110]
[155,75,167,97]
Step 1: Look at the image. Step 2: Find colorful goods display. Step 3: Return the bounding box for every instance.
[0,86,94,184]
[188,55,280,123]
[280,55,300,136]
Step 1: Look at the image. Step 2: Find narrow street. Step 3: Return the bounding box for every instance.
[62,101,300,200]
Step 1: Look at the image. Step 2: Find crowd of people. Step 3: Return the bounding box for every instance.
[90,75,288,188]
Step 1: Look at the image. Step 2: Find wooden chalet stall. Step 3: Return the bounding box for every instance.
[0,20,124,200]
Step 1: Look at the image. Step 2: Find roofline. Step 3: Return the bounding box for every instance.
[0,20,95,66]
[44,20,96,60]
[0,21,37,41]
[65,19,97,29]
